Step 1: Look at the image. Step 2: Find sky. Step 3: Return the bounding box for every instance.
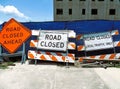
[0,0,53,24]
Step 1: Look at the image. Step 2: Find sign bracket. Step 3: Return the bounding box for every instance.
[0,43,26,64]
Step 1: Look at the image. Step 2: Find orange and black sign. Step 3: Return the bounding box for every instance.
[0,18,31,53]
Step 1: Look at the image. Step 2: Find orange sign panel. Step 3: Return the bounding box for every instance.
[0,18,31,53]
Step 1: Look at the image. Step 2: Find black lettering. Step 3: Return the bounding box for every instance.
[3,39,22,44]
[84,36,95,41]
[40,41,44,46]
[58,35,61,40]
[48,42,52,47]
[95,43,105,46]
[96,34,111,40]
[56,42,59,48]
[6,27,20,32]
[39,41,65,49]
[52,42,56,47]
[54,35,57,40]
[45,34,49,40]
[106,42,112,45]
[49,35,53,40]
[60,42,64,48]
[45,34,62,40]
[10,34,13,38]
[2,32,24,38]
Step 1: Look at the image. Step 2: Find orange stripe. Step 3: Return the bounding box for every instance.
[28,52,34,59]
[56,52,63,56]
[70,43,76,49]
[30,41,35,47]
[40,55,46,60]
[79,58,83,62]
[115,31,119,35]
[37,51,41,54]
[70,57,75,60]
[62,56,65,61]
[117,42,120,46]
[50,55,58,61]
[109,54,116,59]
[46,52,51,55]
[77,35,82,40]
[68,54,74,57]
[100,55,106,60]
[34,40,38,42]
[77,45,84,51]
[90,56,95,59]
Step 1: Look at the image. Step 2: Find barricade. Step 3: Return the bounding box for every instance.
[76,30,120,62]
[28,30,76,64]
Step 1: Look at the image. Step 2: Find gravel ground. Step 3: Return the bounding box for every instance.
[0,62,111,89]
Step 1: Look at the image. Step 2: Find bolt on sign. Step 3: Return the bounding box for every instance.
[0,18,31,53]
[37,30,68,51]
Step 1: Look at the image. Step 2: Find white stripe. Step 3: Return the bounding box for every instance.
[32,30,76,38]
[95,56,100,59]
[65,56,74,63]
[116,53,120,59]
[111,30,118,35]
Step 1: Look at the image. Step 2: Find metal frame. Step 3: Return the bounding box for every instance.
[0,43,26,64]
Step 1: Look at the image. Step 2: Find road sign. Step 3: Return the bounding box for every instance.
[37,31,68,51]
[84,32,113,51]
[0,18,31,53]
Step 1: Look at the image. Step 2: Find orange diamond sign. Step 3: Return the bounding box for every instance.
[0,18,31,53]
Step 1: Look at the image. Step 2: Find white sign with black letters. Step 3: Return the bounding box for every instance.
[37,31,68,51]
[84,32,113,51]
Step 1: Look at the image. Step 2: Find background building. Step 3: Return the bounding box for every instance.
[54,0,120,21]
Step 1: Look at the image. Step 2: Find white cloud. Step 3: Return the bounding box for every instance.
[0,4,29,20]
[0,20,3,24]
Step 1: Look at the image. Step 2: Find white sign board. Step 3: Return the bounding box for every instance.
[84,32,113,51]
[37,31,68,51]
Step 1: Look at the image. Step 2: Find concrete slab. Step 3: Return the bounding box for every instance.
[0,63,109,89]
[94,68,120,89]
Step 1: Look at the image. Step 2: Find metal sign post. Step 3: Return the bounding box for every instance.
[35,29,41,64]
[110,31,116,58]
[21,43,26,64]
[0,45,3,62]
[66,30,69,68]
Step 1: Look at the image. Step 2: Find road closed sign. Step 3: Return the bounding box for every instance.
[84,32,113,51]
[0,18,31,53]
[37,31,68,51]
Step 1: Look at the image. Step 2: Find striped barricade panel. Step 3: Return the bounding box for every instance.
[78,53,120,62]
[77,45,85,51]
[28,30,76,63]
[28,50,75,63]
[111,30,119,35]
[114,41,120,47]
[76,30,119,40]
[31,30,76,38]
